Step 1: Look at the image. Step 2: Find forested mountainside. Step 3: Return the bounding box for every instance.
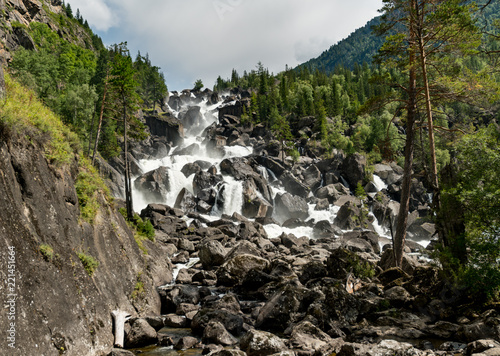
[297,16,384,73]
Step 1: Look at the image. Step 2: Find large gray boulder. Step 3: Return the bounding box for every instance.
[134,166,170,202]
[240,329,287,356]
[198,240,227,270]
[341,153,367,188]
[125,318,157,348]
[274,192,309,224]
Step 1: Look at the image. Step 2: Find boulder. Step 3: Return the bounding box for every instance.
[181,162,202,177]
[191,308,244,336]
[174,336,200,350]
[334,200,366,230]
[172,143,200,156]
[125,318,157,348]
[198,240,227,270]
[240,329,287,356]
[144,114,184,146]
[303,164,322,192]
[217,254,270,286]
[315,184,340,203]
[289,321,335,355]
[203,321,238,346]
[134,166,170,202]
[281,171,309,198]
[340,153,366,189]
[274,192,309,224]
[174,188,197,213]
[192,170,223,196]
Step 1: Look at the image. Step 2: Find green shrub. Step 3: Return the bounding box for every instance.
[39,244,54,261]
[77,252,99,277]
[75,156,111,224]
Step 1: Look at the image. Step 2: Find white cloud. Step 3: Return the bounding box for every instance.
[67,0,117,31]
[68,0,383,90]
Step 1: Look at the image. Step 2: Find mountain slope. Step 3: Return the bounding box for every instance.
[297,16,384,73]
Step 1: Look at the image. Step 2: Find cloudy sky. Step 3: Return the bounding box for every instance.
[67,0,382,91]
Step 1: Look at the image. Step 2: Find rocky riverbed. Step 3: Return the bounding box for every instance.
[103,89,500,356]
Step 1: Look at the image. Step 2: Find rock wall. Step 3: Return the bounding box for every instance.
[0,0,94,63]
[0,128,172,355]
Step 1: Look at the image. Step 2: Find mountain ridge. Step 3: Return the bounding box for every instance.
[297,16,384,73]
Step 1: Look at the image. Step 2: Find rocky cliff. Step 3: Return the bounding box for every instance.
[0,125,172,355]
[0,0,94,63]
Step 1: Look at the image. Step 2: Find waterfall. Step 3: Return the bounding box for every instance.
[222,176,243,216]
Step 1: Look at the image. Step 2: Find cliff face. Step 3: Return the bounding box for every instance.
[0,0,94,63]
[0,128,172,355]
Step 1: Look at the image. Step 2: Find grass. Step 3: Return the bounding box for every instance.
[1,72,79,166]
[119,208,155,254]
[75,156,112,224]
[39,243,54,261]
[131,272,145,300]
[77,252,99,277]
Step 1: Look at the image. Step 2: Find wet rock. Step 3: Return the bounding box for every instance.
[274,192,309,224]
[466,339,500,355]
[303,164,322,192]
[384,286,411,307]
[313,220,342,239]
[144,114,184,146]
[181,162,202,177]
[174,336,200,350]
[240,329,287,356]
[203,321,238,346]
[299,261,328,285]
[125,318,157,348]
[315,184,341,203]
[134,166,170,202]
[106,350,136,356]
[281,171,310,198]
[172,142,201,156]
[193,170,223,196]
[174,188,197,213]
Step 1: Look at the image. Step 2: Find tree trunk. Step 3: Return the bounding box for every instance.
[111,310,131,348]
[394,0,418,268]
[91,76,108,166]
[123,95,134,220]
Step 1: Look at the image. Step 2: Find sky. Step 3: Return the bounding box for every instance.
[67,0,383,91]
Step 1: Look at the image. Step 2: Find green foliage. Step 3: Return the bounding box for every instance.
[355,182,367,199]
[131,272,145,300]
[443,125,500,300]
[193,78,204,91]
[75,156,111,224]
[77,252,99,277]
[1,73,79,165]
[119,208,155,254]
[39,244,54,261]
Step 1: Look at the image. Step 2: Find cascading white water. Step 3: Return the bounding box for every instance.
[132,94,252,215]
[373,174,388,191]
[131,93,420,248]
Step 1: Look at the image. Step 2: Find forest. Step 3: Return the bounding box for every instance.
[3,0,500,302]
